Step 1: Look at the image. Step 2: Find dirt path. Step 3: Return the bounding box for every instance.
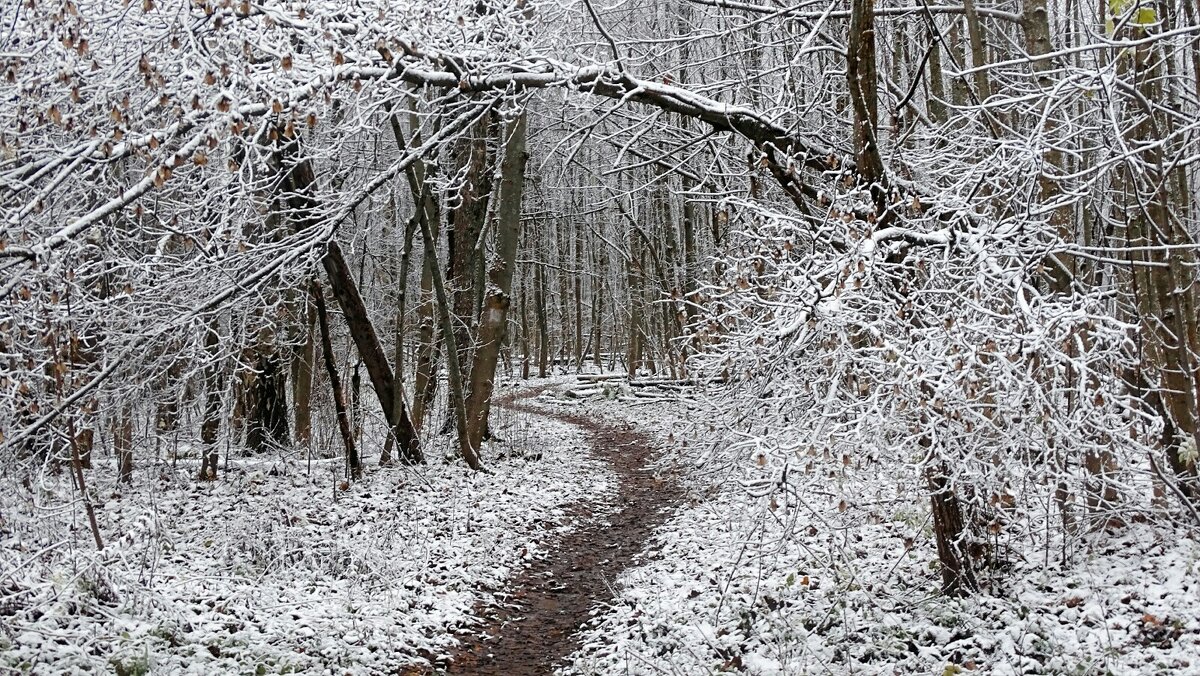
[439,388,681,675]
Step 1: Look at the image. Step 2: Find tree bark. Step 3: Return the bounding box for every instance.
[382,211,419,465]
[418,188,483,471]
[626,223,643,376]
[536,251,550,378]
[963,0,993,102]
[447,113,495,418]
[464,112,527,454]
[925,17,948,123]
[321,241,423,464]
[246,338,289,452]
[1116,14,1200,502]
[312,280,360,480]
[396,110,444,435]
[290,301,316,448]
[76,426,93,470]
[521,257,532,379]
[594,239,606,370]
[573,223,584,372]
[927,459,979,596]
[68,416,103,551]
[847,0,886,192]
[199,321,223,481]
[412,247,440,432]
[114,403,133,484]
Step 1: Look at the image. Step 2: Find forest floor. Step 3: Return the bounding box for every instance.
[551,383,1200,676]
[3,377,1200,675]
[0,380,619,675]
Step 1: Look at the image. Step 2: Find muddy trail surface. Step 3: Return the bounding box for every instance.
[440,388,682,675]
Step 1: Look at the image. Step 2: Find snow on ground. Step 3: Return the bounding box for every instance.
[0,386,614,674]
[5,376,1198,675]
[556,384,1200,676]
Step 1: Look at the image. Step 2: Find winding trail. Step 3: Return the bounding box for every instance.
[442,387,682,675]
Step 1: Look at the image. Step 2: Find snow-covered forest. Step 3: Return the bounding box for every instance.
[2,0,1199,673]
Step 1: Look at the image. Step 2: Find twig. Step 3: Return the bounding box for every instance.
[582,0,626,74]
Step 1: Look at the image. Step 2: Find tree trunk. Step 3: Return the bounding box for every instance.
[322,241,422,464]
[312,280,360,480]
[948,20,969,108]
[418,188,483,471]
[521,257,532,379]
[1116,14,1200,502]
[928,461,979,596]
[925,17,948,123]
[246,338,289,452]
[594,241,605,370]
[291,300,316,448]
[199,321,223,481]
[681,178,697,362]
[464,112,527,454]
[351,364,363,442]
[154,359,181,436]
[114,403,133,484]
[447,113,494,418]
[536,253,549,378]
[573,223,584,372]
[391,108,442,436]
[847,0,885,191]
[626,224,643,376]
[412,248,440,432]
[962,0,993,103]
[68,416,103,551]
[382,211,420,465]
[75,426,93,470]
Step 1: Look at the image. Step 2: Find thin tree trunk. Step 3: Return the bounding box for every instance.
[556,220,570,373]
[594,242,605,370]
[75,426,93,470]
[925,17,948,123]
[418,190,483,471]
[1117,15,1200,502]
[312,280,360,480]
[963,0,993,102]
[412,250,440,431]
[246,339,289,452]
[382,211,420,465]
[681,177,697,368]
[521,258,532,379]
[199,321,223,481]
[626,222,643,377]
[68,416,103,551]
[573,224,583,372]
[847,0,885,191]
[536,253,549,378]
[1023,0,1112,520]
[447,114,494,422]
[114,403,133,484]
[398,110,443,435]
[154,358,182,436]
[949,20,969,107]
